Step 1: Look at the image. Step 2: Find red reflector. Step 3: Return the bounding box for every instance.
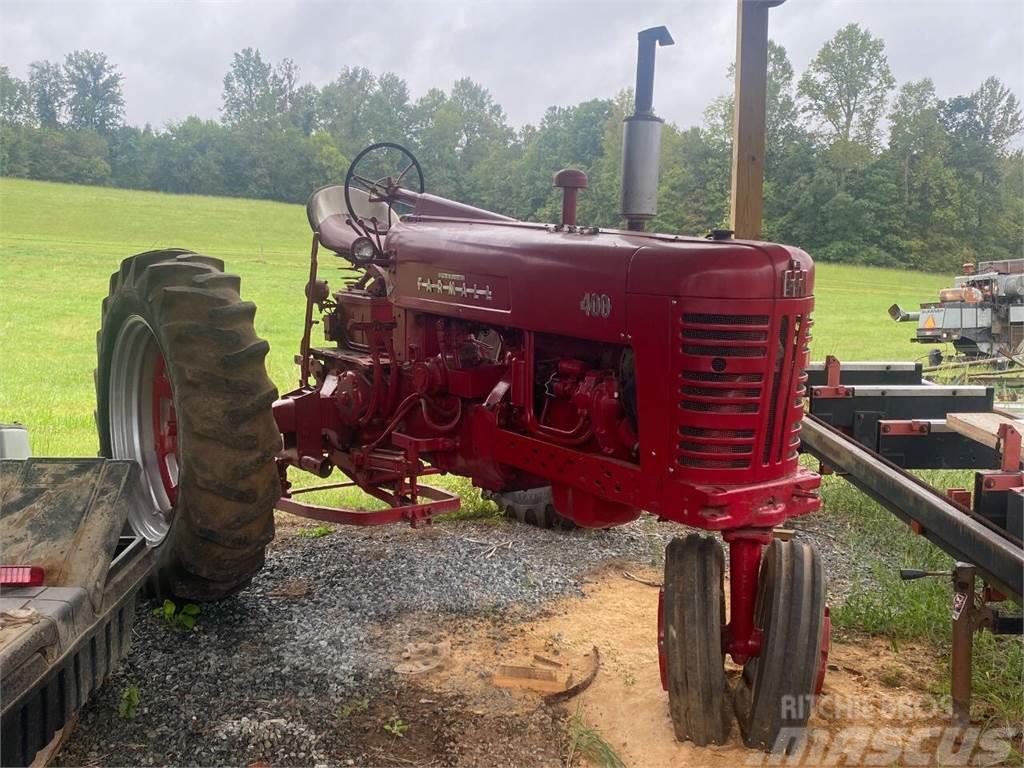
[0,565,45,587]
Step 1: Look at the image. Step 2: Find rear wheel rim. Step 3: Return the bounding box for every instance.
[109,315,178,545]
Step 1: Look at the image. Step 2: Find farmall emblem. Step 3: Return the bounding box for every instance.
[783,259,808,298]
[416,272,493,302]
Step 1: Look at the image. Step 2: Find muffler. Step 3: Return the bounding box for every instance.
[620,26,674,231]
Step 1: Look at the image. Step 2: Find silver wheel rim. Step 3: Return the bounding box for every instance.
[109,315,177,545]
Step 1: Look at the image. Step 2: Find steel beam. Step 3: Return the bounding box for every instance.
[801,415,1024,601]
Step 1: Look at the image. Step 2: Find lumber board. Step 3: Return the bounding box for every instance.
[492,664,572,693]
[729,0,772,239]
[946,412,1023,450]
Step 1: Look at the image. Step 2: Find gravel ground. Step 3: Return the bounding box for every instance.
[54,512,871,767]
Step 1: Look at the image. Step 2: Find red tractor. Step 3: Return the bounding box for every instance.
[95,27,826,751]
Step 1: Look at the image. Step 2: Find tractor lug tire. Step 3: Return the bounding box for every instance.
[485,487,576,530]
[96,249,280,601]
[663,534,732,746]
[734,539,826,751]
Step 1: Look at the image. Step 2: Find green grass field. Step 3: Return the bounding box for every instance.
[0,177,946,456]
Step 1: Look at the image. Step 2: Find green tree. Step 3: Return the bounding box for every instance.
[501,98,612,220]
[63,50,124,132]
[28,60,66,128]
[320,66,377,155]
[364,72,412,144]
[797,24,895,149]
[704,41,800,170]
[221,48,276,127]
[941,77,1023,260]
[889,79,945,202]
[0,66,31,125]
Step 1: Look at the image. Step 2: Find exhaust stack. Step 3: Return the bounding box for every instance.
[620,26,674,231]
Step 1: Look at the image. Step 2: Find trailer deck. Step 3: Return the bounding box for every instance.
[0,459,152,768]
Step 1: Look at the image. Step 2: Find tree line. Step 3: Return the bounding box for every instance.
[1,24,1021,272]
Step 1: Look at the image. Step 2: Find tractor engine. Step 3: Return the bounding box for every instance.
[274,183,820,531]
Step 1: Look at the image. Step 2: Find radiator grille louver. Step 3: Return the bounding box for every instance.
[673,307,811,480]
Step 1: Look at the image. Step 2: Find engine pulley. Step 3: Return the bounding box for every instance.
[333,370,373,425]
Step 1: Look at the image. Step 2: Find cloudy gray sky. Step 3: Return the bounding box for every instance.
[2,0,1022,131]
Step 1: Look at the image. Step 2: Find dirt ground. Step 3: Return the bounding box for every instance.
[379,562,976,768]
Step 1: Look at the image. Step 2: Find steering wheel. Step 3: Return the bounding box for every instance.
[343,142,425,237]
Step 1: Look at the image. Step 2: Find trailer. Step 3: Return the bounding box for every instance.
[803,357,1024,725]
[0,443,153,767]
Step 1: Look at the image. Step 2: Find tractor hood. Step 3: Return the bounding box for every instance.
[384,217,813,344]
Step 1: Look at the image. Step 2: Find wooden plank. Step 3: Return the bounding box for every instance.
[492,664,572,693]
[729,0,776,239]
[946,412,1022,450]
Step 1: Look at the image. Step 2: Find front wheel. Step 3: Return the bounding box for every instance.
[485,487,576,530]
[663,534,732,746]
[96,249,281,600]
[734,539,826,750]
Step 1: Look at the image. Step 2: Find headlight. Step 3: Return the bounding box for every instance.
[351,237,377,263]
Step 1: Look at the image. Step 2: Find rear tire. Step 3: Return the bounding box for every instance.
[96,249,280,600]
[485,487,576,530]
[663,534,732,746]
[734,539,825,751]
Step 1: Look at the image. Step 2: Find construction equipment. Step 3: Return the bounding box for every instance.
[889,259,1024,359]
[92,27,825,751]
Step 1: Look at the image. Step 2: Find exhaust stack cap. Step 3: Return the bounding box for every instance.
[620,26,674,230]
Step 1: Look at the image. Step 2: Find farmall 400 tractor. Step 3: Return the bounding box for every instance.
[96,28,826,750]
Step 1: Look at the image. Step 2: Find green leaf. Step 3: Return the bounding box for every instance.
[181,603,200,616]
[162,599,176,620]
[177,614,195,630]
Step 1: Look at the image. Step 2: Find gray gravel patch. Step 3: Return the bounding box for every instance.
[53,512,860,767]
[53,517,671,767]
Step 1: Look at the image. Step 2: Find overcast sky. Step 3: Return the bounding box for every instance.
[2,0,1022,131]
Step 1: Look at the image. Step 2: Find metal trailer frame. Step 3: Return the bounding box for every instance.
[0,459,153,767]
[801,358,1024,726]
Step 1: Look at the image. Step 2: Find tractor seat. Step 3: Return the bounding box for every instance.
[306,185,393,254]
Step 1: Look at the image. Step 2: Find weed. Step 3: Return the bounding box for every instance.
[296,524,335,538]
[877,666,906,688]
[566,706,624,768]
[118,686,140,720]
[435,476,503,522]
[622,670,636,687]
[637,514,664,567]
[338,698,369,719]
[383,715,408,738]
[824,473,1024,732]
[152,599,200,631]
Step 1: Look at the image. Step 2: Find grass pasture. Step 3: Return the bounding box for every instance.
[0,177,945,456]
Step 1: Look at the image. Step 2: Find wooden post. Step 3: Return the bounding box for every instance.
[729,0,783,240]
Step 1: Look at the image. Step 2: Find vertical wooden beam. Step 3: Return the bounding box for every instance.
[730,0,781,240]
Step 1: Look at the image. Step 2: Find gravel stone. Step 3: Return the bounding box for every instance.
[53,513,864,766]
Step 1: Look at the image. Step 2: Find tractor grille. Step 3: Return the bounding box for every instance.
[673,305,811,481]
